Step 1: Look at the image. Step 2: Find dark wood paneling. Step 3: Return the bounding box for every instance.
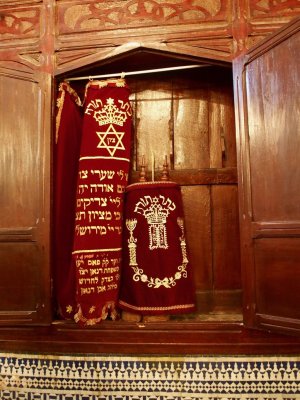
[130,67,235,173]
[254,238,300,321]
[173,76,210,169]
[245,30,300,222]
[181,185,212,292]
[0,242,42,322]
[212,185,241,290]
[134,78,172,171]
[233,17,300,334]
[0,322,300,354]
[0,74,40,228]
[0,65,52,325]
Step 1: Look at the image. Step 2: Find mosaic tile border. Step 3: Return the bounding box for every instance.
[0,354,299,400]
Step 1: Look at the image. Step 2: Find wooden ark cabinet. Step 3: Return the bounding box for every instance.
[0,0,300,354]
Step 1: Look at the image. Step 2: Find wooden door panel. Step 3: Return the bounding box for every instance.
[234,17,300,334]
[0,60,51,324]
[245,30,300,222]
[0,75,40,228]
[0,242,42,317]
[255,238,300,319]
[254,238,300,320]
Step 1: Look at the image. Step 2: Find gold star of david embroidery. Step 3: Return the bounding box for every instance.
[96,124,125,157]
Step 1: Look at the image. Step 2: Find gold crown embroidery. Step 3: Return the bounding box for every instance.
[86,97,131,126]
[134,195,176,250]
[85,97,132,157]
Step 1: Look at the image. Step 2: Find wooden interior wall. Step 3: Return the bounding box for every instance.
[126,70,241,315]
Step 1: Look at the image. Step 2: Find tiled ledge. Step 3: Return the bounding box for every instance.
[0,353,299,400]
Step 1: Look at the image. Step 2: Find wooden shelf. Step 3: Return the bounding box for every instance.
[0,322,300,355]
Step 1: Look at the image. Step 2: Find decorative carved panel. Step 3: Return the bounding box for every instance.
[0,5,40,41]
[250,0,300,18]
[57,0,230,34]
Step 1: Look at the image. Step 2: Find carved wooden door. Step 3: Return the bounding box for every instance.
[233,17,300,334]
[0,55,52,324]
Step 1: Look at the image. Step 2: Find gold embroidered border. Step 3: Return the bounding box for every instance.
[72,247,122,254]
[119,300,195,312]
[79,155,130,162]
[74,302,118,326]
[56,82,82,143]
[61,82,82,106]
[127,181,177,188]
[55,88,65,144]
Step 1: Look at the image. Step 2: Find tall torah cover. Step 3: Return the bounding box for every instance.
[119,181,196,315]
[73,79,132,325]
[54,82,83,319]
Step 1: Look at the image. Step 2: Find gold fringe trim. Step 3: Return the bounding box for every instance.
[119,300,195,312]
[83,78,126,104]
[55,88,65,144]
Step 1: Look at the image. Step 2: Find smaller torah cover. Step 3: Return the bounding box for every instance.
[72,78,132,325]
[119,181,196,315]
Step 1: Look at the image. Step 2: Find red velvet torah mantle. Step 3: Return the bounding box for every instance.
[72,79,132,325]
[54,82,83,320]
[119,181,196,315]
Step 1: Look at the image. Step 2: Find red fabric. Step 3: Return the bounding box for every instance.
[72,79,132,325]
[119,181,196,315]
[54,82,83,319]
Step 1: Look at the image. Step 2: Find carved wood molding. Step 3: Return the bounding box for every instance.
[55,47,105,69]
[0,50,40,78]
[0,0,42,4]
[54,41,231,76]
[55,36,234,70]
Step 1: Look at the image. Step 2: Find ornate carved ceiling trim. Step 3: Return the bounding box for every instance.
[57,0,229,34]
[0,5,40,42]
[250,0,300,19]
